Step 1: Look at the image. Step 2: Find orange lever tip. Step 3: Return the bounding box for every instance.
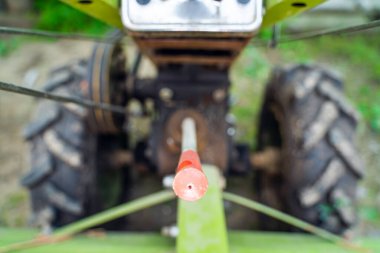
[172,150,208,201]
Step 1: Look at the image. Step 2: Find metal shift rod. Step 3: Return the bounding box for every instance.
[181,117,197,152]
[172,117,208,201]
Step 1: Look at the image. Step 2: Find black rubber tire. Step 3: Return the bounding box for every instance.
[255,64,364,235]
[21,60,128,229]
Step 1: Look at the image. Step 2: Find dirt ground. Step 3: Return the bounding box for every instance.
[0,39,380,236]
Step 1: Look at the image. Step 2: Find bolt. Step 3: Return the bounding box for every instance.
[213,88,226,102]
[161,225,179,238]
[225,113,236,124]
[227,127,236,136]
[166,137,175,146]
[159,88,173,102]
[162,175,175,189]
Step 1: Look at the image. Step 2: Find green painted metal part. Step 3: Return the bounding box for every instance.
[262,0,326,27]
[223,192,344,244]
[59,0,327,31]
[177,165,229,253]
[55,190,175,237]
[0,165,379,253]
[59,0,122,28]
[0,190,175,253]
[1,228,380,253]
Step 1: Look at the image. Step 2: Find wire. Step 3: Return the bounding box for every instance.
[0,26,122,44]
[251,20,380,47]
[0,80,125,114]
[1,19,380,47]
[252,19,380,47]
[280,19,380,43]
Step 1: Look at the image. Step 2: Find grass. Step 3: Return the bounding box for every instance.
[0,1,109,57]
[0,37,23,57]
[230,46,270,146]
[0,191,28,227]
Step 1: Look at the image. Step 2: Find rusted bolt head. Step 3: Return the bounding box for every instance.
[213,88,226,102]
[159,88,173,102]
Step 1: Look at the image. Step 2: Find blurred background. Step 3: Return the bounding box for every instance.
[0,0,380,236]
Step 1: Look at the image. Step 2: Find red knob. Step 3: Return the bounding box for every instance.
[172,149,208,201]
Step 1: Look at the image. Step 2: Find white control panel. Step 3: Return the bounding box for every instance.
[121,0,263,33]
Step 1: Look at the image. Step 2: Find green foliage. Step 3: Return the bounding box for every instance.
[231,46,270,147]
[278,35,380,81]
[257,27,272,41]
[0,1,110,57]
[312,36,380,81]
[34,0,109,35]
[357,86,380,132]
[360,206,380,222]
[0,37,22,57]
[0,191,28,227]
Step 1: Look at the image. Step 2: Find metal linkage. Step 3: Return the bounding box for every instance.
[0,80,125,114]
[181,117,197,152]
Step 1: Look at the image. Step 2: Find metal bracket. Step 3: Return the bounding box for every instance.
[262,0,326,27]
[59,0,123,28]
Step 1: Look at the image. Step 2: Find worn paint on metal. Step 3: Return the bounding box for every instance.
[59,0,122,28]
[177,165,228,253]
[263,0,326,27]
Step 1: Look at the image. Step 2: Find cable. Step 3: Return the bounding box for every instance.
[0,80,125,114]
[252,19,380,47]
[1,19,379,47]
[0,26,122,44]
